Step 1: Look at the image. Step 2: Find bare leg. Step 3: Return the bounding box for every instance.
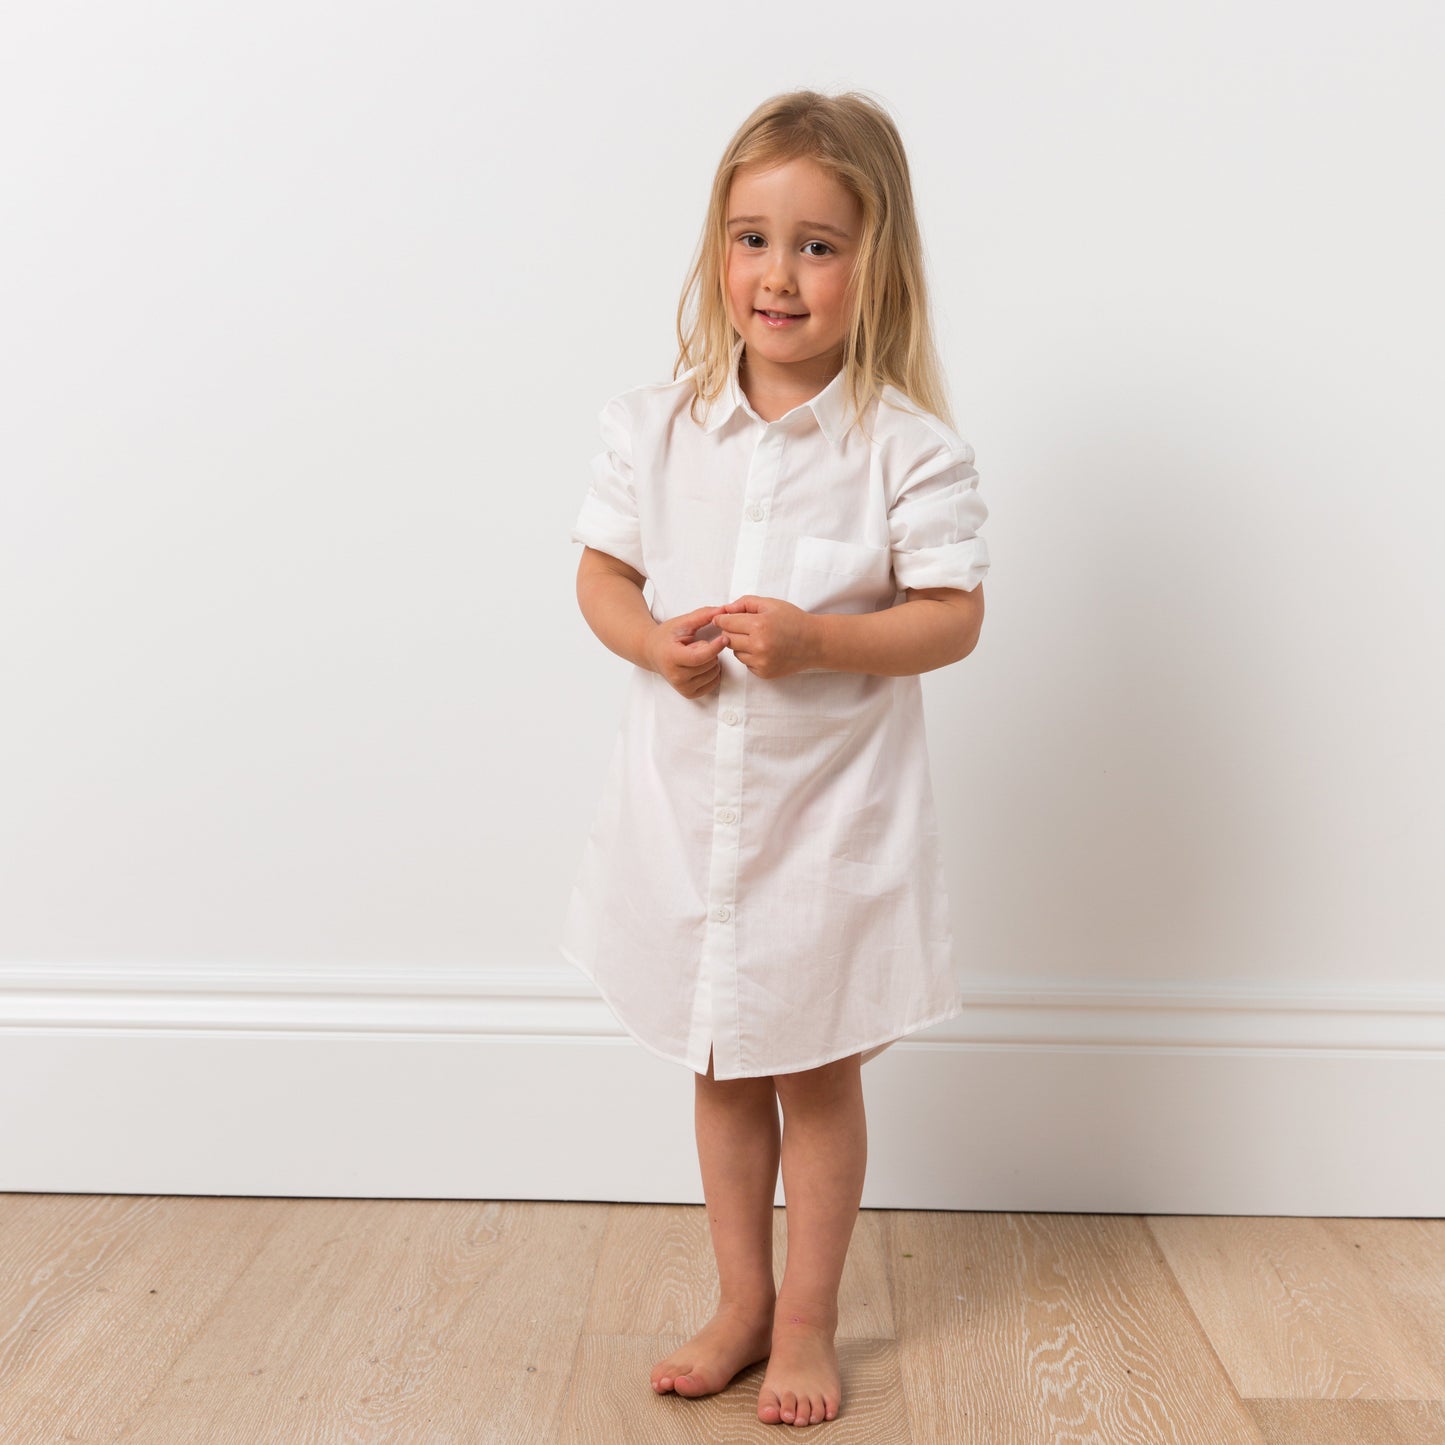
[650,1046,782,1397]
[757,1051,866,1426]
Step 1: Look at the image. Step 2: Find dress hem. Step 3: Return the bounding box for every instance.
[558,943,966,1081]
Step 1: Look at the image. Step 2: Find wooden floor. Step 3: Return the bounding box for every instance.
[0,1197,1441,1442]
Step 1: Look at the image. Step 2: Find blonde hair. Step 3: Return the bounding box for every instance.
[675,88,957,438]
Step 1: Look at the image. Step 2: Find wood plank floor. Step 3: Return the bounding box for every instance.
[0,1197,1441,1442]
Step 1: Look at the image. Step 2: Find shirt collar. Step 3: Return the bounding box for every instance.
[700,336,852,448]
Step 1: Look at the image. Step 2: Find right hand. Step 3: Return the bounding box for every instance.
[644,605,730,698]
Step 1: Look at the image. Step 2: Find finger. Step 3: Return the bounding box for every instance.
[680,626,732,656]
[682,649,724,675]
[684,609,728,638]
[687,660,721,695]
[679,635,724,658]
[673,608,718,641]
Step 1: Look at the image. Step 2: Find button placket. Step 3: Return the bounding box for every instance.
[687,425,785,1077]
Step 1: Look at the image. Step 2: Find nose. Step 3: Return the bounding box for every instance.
[763,248,797,294]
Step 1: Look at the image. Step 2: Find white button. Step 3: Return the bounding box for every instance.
[712,905,730,922]
[747,504,764,521]
[722,709,740,725]
[716,807,736,823]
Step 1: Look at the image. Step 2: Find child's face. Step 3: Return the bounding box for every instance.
[724,156,862,386]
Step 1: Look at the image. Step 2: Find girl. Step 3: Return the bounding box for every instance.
[561,89,989,1428]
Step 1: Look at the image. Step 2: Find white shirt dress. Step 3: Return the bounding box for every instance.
[561,337,990,1080]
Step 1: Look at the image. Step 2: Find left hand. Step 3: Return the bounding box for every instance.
[713,595,820,679]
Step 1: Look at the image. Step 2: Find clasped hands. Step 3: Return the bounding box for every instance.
[644,598,819,698]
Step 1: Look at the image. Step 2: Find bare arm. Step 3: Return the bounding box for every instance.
[575,546,656,669]
[712,583,985,680]
[575,546,730,696]
[809,584,985,676]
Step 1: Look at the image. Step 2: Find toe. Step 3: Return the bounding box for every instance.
[758,1387,783,1423]
[780,1389,797,1421]
[651,1358,684,1392]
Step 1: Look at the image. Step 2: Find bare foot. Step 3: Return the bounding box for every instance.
[650,1304,774,1398]
[756,1314,842,1426]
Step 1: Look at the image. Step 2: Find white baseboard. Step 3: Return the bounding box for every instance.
[1,963,1441,1214]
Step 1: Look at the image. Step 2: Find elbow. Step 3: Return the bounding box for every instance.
[927,617,979,673]
[959,609,982,661]
[908,583,983,668]
[951,605,984,665]
[951,630,980,666]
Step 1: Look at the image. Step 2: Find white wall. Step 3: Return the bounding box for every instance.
[1,1,1441,1209]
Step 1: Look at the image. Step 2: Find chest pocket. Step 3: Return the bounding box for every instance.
[787,535,894,615]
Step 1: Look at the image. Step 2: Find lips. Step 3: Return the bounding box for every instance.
[756,308,806,318]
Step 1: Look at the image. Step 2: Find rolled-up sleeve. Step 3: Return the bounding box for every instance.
[887,435,990,592]
[570,393,646,577]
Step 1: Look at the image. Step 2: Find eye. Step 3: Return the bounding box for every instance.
[803,241,833,257]
[738,233,765,249]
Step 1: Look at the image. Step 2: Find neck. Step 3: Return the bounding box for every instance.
[740,344,843,402]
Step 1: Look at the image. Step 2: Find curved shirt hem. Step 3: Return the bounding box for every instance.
[560,943,966,1081]
[559,942,707,1074]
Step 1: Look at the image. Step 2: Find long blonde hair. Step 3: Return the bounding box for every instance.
[675,89,956,438]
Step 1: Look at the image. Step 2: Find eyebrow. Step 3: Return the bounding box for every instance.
[726,215,853,240]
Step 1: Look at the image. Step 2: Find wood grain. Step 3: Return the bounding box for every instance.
[1148,1215,1445,1400]
[1244,1399,1445,1444]
[0,1195,1439,1441]
[890,1211,1264,1444]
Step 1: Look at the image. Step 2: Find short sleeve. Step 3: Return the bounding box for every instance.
[887,434,990,592]
[569,393,646,577]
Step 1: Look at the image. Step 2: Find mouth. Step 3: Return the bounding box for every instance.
[756,308,808,326]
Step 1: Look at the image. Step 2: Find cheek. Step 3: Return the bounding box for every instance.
[813,276,851,317]
[723,276,745,321]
